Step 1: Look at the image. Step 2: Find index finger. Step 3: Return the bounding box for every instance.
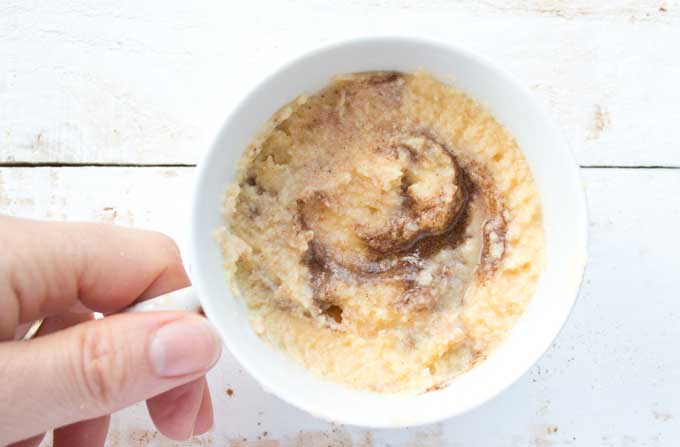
[0,216,190,333]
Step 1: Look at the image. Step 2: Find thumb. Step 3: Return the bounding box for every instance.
[0,312,221,444]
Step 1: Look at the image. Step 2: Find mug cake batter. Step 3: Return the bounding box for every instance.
[217,71,544,393]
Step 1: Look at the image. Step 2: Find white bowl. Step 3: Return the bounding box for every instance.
[189,37,588,427]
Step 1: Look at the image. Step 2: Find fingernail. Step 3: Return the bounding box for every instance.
[149,317,221,377]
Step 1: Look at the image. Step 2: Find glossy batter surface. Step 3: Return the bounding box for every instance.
[217,72,544,393]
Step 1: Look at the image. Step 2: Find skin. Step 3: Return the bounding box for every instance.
[0,216,222,446]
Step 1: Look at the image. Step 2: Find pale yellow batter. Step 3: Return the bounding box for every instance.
[217,71,544,393]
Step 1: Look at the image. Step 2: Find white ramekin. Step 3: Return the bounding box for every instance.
[184,37,588,428]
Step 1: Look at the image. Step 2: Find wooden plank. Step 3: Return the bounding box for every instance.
[0,167,194,251]
[1,166,679,445]
[1,1,679,167]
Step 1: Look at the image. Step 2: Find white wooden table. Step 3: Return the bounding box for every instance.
[2,1,679,445]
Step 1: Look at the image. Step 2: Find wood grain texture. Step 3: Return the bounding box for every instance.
[2,1,679,445]
[1,167,678,446]
[1,0,679,167]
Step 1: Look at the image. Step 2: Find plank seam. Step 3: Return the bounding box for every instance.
[0,162,197,168]
[580,165,680,169]
[1,163,679,170]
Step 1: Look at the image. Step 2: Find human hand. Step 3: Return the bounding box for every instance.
[0,216,222,446]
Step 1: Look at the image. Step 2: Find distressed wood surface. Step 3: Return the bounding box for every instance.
[1,166,678,446]
[1,0,680,167]
[2,1,679,445]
